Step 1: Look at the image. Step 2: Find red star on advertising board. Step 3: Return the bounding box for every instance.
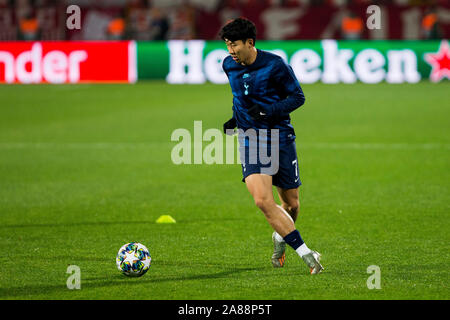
[424,40,450,82]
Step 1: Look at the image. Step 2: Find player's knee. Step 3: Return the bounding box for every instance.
[281,201,299,221]
[254,196,275,213]
[288,200,300,215]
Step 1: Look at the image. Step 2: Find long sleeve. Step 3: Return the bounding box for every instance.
[268,58,306,117]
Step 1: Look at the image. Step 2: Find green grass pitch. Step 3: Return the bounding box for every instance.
[0,81,448,300]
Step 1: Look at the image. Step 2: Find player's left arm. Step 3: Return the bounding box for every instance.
[267,58,305,118]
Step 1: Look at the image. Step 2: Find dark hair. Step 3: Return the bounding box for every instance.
[219,17,256,45]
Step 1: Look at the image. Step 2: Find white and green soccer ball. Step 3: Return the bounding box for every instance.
[116,242,152,277]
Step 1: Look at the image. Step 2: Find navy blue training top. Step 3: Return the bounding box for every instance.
[222,49,305,146]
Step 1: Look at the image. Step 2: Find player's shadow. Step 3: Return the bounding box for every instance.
[0,266,265,299]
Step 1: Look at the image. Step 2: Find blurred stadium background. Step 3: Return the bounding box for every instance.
[0,0,449,41]
[0,0,449,84]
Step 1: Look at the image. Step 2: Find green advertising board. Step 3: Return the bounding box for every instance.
[137,40,449,83]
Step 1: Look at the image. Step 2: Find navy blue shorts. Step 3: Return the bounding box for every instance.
[240,139,301,189]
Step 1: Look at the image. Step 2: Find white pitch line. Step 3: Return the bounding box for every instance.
[0,142,448,150]
[299,142,450,150]
[0,142,164,149]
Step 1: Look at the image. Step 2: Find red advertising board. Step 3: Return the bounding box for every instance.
[0,41,136,84]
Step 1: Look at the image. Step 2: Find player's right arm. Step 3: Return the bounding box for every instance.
[222,56,237,134]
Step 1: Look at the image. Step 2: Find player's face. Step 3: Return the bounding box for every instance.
[224,39,254,65]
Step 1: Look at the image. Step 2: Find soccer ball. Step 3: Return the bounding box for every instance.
[116,242,152,277]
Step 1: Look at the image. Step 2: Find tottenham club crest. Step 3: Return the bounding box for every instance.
[243,73,250,95]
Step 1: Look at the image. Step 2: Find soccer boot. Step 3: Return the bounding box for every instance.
[271,232,286,268]
[301,250,324,274]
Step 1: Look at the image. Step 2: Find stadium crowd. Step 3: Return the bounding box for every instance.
[0,0,447,40]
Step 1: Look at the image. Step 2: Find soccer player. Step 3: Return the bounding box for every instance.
[220,18,323,274]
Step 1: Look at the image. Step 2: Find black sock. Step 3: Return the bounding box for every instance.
[283,229,304,250]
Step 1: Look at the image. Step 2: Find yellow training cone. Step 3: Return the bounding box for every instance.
[156,215,176,224]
